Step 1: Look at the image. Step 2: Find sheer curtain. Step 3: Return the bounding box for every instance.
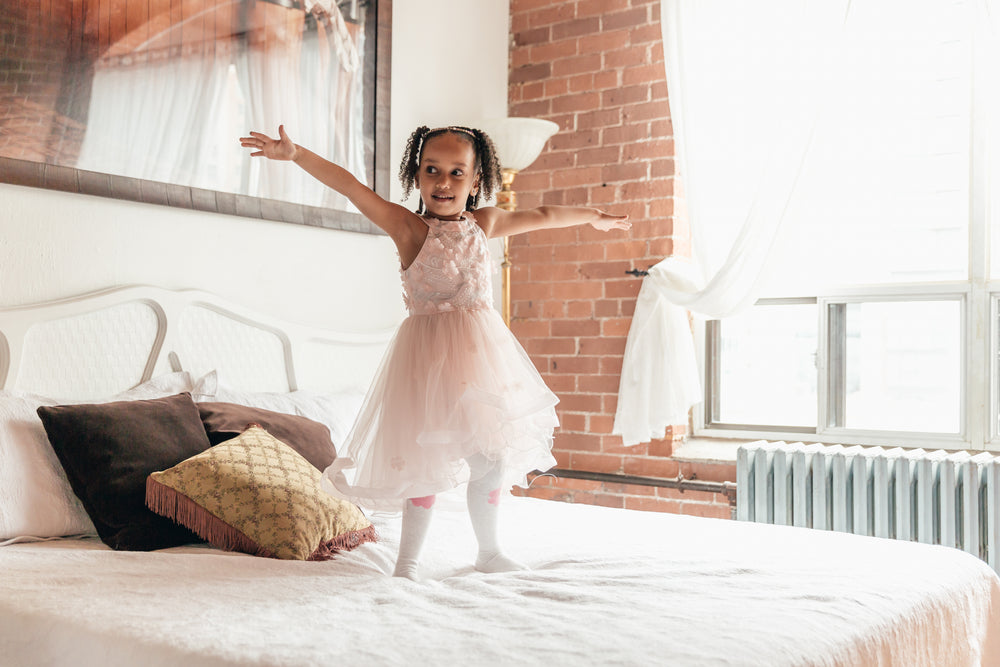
[77,53,234,190]
[614,0,991,446]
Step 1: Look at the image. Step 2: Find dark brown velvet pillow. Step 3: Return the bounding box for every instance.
[197,402,337,471]
[36,392,212,551]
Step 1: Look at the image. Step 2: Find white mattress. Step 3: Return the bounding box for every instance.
[2,492,998,667]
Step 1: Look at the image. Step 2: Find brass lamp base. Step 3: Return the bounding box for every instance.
[497,168,518,327]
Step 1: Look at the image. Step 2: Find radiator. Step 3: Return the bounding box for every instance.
[736,441,1000,571]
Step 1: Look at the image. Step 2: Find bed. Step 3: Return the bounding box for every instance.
[1,286,999,667]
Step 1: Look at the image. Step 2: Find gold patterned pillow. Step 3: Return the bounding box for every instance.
[146,425,376,560]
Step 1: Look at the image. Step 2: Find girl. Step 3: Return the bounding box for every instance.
[240,124,630,579]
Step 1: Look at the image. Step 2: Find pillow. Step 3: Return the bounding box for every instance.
[146,425,377,560]
[0,371,208,545]
[208,386,365,450]
[36,392,213,551]
[197,402,338,471]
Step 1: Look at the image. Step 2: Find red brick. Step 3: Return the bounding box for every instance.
[514,26,550,46]
[630,24,664,47]
[601,356,624,375]
[566,299,594,318]
[538,373,573,394]
[623,456,680,479]
[605,46,650,69]
[577,145,622,167]
[594,299,620,318]
[602,317,633,337]
[532,38,579,63]
[555,432,604,453]
[542,300,566,318]
[553,53,603,77]
[551,318,601,336]
[570,452,625,473]
[560,412,588,432]
[510,99,552,118]
[511,62,552,84]
[601,162,648,183]
[524,2,577,27]
[604,280,641,299]
[552,165,603,188]
[567,73,596,93]
[511,319,551,339]
[550,281,604,300]
[552,16,600,40]
[624,139,672,162]
[603,6,650,31]
[577,0,631,17]
[588,414,617,434]
[524,337,577,356]
[557,392,603,412]
[578,29,630,55]
[578,373,622,393]
[549,129,601,150]
[577,108,623,130]
[577,336,627,357]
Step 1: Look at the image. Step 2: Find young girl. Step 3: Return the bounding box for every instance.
[240,124,630,579]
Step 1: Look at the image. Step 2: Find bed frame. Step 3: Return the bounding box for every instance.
[0,285,394,400]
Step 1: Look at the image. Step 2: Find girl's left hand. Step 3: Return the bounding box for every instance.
[591,212,631,232]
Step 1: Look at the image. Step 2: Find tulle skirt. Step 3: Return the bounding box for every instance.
[321,307,559,511]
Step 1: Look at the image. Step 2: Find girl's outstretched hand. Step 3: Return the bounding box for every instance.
[591,211,631,232]
[239,125,297,161]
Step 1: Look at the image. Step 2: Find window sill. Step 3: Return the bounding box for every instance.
[671,437,751,464]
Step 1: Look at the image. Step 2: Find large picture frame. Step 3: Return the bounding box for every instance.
[0,0,391,235]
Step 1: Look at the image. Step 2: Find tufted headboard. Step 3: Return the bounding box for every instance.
[0,286,395,400]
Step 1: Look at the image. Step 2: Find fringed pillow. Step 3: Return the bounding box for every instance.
[146,425,376,560]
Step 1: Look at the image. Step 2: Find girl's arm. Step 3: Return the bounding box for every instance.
[475,205,630,239]
[240,125,420,242]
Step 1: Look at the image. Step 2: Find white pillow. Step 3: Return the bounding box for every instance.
[0,371,210,545]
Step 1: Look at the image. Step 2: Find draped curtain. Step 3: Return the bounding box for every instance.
[614,0,998,446]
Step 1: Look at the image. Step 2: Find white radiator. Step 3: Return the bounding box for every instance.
[736,441,1000,571]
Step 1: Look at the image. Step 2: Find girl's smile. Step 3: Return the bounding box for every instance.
[415,133,480,220]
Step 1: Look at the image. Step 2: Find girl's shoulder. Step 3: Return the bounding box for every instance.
[470,206,501,236]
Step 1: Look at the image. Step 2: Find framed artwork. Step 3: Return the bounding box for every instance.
[0,0,391,234]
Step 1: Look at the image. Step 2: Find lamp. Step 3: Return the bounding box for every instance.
[475,117,559,326]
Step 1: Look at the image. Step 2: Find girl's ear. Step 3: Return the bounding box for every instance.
[472,173,481,196]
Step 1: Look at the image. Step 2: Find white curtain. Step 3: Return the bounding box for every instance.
[77,55,234,190]
[614,0,992,446]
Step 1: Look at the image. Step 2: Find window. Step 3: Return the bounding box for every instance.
[694,2,999,450]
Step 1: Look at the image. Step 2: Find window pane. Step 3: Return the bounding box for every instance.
[844,301,961,433]
[717,304,817,427]
[756,5,971,293]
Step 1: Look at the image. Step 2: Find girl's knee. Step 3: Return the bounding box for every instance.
[409,495,436,509]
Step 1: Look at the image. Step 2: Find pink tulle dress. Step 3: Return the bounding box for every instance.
[322,213,559,511]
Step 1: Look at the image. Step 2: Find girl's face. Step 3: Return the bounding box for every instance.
[415,132,480,220]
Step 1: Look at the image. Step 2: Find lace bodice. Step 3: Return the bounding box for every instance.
[402,214,493,315]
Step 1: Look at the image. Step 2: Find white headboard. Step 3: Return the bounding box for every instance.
[0,286,395,400]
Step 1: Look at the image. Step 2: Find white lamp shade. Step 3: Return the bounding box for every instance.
[475,117,560,172]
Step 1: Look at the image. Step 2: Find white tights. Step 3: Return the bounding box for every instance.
[392,454,525,580]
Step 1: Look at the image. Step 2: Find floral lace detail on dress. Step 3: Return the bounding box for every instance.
[401,214,493,315]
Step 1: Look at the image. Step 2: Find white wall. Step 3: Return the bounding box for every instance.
[0,0,510,330]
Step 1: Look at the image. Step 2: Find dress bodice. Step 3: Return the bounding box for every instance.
[401,214,493,315]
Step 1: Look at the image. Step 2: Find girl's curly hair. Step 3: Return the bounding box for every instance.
[398,125,503,214]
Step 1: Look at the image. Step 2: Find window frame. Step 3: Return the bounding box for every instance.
[695,282,1000,451]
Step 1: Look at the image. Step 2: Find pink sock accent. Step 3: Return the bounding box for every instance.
[487,488,501,506]
[410,495,436,509]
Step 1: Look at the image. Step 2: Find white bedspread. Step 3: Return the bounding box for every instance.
[2,494,998,667]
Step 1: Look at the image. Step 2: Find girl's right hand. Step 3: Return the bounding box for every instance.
[239,125,297,161]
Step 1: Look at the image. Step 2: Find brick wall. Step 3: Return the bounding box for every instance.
[507,0,733,519]
[0,2,87,163]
